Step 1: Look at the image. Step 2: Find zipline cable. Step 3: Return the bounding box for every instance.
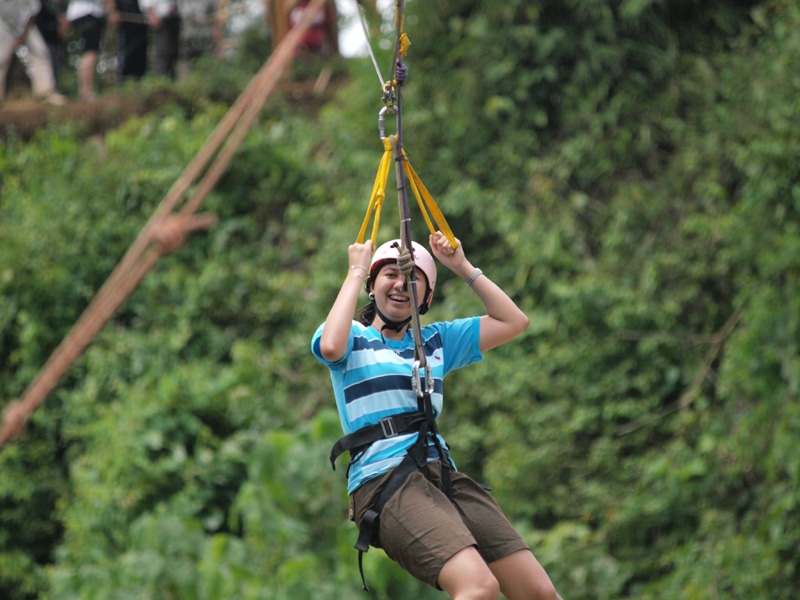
[0,0,331,452]
[356,0,386,88]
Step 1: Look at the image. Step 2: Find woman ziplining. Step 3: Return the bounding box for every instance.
[313,235,563,599]
[311,2,563,598]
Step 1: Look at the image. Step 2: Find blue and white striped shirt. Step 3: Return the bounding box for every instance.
[312,317,483,494]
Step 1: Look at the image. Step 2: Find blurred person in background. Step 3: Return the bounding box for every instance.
[289,0,335,56]
[107,0,148,83]
[139,0,181,79]
[177,0,222,78]
[0,0,66,104]
[66,0,106,100]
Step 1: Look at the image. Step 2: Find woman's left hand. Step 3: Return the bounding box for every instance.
[429,231,468,275]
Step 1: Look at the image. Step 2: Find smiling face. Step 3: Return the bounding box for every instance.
[370,263,430,326]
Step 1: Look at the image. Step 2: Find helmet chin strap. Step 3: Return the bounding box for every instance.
[369,294,412,337]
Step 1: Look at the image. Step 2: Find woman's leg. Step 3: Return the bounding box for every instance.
[438,547,500,600]
[371,468,492,595]
[488,549,562,600]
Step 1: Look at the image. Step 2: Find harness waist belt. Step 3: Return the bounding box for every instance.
[329,411,428,470]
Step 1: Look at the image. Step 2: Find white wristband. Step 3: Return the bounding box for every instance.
[465,268,483,287]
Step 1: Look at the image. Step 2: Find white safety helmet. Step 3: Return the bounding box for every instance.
[368,239,437,314]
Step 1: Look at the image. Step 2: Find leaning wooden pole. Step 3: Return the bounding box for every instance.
[0,0,329,451]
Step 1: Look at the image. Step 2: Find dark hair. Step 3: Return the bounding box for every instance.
[357,265,380,326]
[357,302,375,326]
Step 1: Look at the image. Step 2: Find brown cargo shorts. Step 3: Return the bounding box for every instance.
[350,461,530,588]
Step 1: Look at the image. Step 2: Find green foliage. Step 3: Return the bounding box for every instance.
[2,0,800,598]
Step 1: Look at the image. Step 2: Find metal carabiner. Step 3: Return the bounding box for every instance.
[378,105,397,141]
[411,360,434,398]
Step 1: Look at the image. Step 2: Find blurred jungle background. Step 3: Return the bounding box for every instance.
[1,0,799,598]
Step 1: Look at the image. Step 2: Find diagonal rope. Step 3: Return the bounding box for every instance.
[0,0,330,451]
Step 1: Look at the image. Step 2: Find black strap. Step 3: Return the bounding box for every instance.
[420,391,452,500]
[354,446,425,591]
[337,387,451,591]
[329,411,428,470]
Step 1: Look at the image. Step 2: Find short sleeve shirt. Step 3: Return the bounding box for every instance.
[0,0,41,36]
[65,0,104,21]
[311,317,483,494]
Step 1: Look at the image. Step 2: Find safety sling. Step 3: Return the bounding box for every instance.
[330,387,452,591]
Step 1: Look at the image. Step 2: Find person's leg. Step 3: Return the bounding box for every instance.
[150,25,168,77]
[73,16,103,100]
[24,26,58,100]
[115,24,127,84]
[128,22,148,78]
[437,547,500,600]
[373,469,482,592]
[45,37,62,84]
[78,50,98,100]
[162,16,180,79]
[117,21,147,83]
[446,470,563,600]
[0,23,16,102]
[488,549,562,600]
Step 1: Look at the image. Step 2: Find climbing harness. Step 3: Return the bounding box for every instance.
[330,0,461,590]
[330,382,452,591]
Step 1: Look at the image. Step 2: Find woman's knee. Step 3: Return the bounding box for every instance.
[490,549,562,600]
[448,573,500,600]
[463,570,500,600]
[438,547,500,599]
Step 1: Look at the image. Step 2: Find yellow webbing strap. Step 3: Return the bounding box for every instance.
[356,1,455,252]
[401,151,457,248]
[356,137,393,246]
[356,137,457,250]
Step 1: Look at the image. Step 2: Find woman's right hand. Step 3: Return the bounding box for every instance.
[348,240,373,276]
[319,240,374,362]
